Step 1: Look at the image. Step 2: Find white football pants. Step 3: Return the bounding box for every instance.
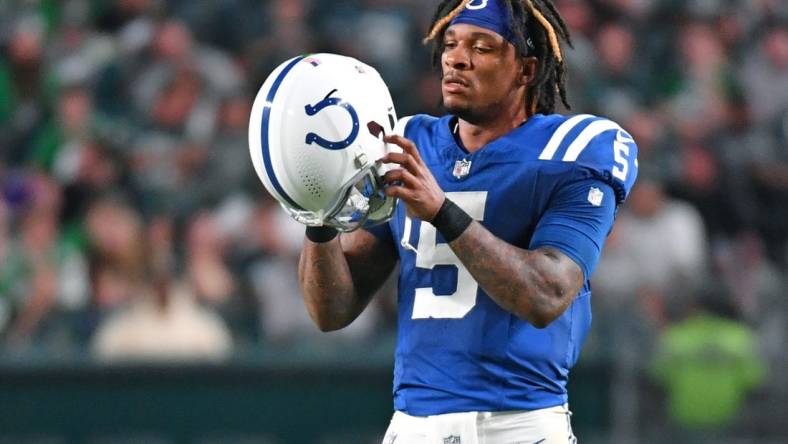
[381,404,577,444]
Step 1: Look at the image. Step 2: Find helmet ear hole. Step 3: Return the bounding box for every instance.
[367,121,385,138]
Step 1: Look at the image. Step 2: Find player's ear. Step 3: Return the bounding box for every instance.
[519,56,538,86]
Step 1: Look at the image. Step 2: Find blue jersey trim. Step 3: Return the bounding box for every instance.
[261,56,306,211]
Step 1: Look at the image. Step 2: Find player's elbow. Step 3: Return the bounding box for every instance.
[527,309,562,329]
[301,284,366,332]
[304,295,361,332]
[523,285,574,329]
[309,310,352,332]
[315,319,347,332]
[509,297,560,328]
[522,258,582,328]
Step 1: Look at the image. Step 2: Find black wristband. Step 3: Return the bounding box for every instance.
[430,198,473,243]
[305,226,339,243]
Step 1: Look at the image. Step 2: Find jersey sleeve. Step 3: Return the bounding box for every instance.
[555,118,639,205]
[529,174,618,280]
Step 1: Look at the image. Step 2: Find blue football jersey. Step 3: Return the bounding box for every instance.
[368,113,638,416]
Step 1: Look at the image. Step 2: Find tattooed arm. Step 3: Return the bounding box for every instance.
[447,222,583,328]
[298,228,397,331]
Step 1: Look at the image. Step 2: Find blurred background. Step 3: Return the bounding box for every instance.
[0,0,786,443]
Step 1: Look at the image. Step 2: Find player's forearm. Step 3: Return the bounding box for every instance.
[298,239,365,331]
[448,221,580,328]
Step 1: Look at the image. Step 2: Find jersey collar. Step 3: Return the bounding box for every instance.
[442,114,542,156]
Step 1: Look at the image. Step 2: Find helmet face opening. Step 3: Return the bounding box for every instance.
[282,164,396,232]
[325,166,395,231]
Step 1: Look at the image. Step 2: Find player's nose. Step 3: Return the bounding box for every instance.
[444,46,471,70]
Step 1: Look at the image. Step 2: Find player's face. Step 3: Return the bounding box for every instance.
[441,23,527,124]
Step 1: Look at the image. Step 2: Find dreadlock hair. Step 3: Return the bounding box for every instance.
[424,0,573,116]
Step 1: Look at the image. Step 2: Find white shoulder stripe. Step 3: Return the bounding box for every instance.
[562,119,623,162]
[538,114,594,160]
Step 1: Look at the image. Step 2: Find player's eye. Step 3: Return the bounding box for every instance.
[443,41,457,50]
[473,46,491,53]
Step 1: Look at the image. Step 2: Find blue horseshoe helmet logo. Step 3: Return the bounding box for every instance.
[304,90,360,150]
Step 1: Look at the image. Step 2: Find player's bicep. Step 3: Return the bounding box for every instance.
[529,178,617,280]
[341,227,398,299]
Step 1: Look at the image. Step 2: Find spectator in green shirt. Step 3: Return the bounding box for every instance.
[651,290,765,436]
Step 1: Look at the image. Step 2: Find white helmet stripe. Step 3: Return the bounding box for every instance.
[259,55,306,210]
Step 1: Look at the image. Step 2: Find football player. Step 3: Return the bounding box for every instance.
[298,0,638,442]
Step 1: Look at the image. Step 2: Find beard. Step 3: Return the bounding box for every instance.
[443,97,502,126]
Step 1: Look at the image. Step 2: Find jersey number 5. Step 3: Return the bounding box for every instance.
[407,191,487,319]
[612,131,632,181]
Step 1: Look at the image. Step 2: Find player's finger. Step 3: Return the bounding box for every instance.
[396,138,424,165]
[383,168,418,188]
[383,184,413,200]
[380,152,419,174]
[385,135,423,165]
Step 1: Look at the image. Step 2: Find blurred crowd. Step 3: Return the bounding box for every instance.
[0,0,786,437]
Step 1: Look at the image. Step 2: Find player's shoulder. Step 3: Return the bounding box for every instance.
[532,113,635,161]
[532,113,639,204]
[393,114,450,139]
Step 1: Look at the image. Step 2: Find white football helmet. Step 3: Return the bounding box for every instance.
[248,53,398,232]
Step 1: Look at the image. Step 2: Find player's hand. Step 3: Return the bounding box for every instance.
[381,134,445,222]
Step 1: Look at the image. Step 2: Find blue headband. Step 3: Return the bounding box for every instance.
[448,0,534,52]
